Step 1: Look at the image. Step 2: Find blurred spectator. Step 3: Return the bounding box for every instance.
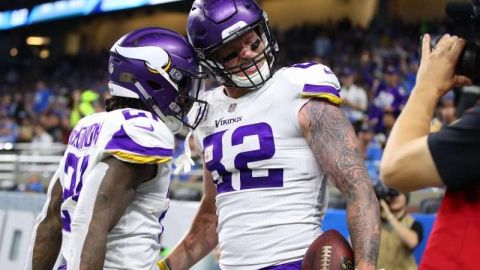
[369,65,408,134]
[0,116,18,143]
[358,124,383,184]
[33,81,52,114]
[79,89,100,117]
[11,92,29,121]
[69,89,83,128]
[26,174,44,193]
[339,68,368,133]
[0,94,12,117]
[313,33,332,58]
[438,91,457,125]
[377,191,423,270]
[382,111,397,137]
[39,107,62,141]
[358,50,378,89]
[403,58,419,94]
[31,124,53,148]
[17,117,35,143]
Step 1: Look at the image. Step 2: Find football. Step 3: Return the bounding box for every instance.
[301,230,354,270]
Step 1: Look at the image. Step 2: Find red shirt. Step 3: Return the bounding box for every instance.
[420,188,480,270]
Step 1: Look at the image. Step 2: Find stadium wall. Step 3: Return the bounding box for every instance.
[0,191,435,268]
[0,191,216,270]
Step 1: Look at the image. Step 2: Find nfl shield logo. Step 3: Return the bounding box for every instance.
[228,103,237,112]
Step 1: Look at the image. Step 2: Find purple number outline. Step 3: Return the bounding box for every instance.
[61,153,89,232]
[203,123,283,194]
[232,123,283,190]
[122,109,158,121]
[290,61,318,69]
[203,130,234,194]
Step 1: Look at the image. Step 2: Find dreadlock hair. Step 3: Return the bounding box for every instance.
[105,96,150,112]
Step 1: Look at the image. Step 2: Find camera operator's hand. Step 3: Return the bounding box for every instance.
[416,34,472,98]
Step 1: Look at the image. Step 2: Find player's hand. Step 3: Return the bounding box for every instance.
[415,33,472,98]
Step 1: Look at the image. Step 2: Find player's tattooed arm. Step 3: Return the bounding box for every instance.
[299,100,380,270]
[80,157,157,269]
[32,179,63,270]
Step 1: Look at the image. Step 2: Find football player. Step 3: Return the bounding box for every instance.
[158,1,380,270]
[25,27,206,270]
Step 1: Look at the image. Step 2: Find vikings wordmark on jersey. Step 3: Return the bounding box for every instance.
[192,63,343,270]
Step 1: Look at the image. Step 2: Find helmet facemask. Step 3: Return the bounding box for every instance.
[200,14,278,90]
[167,65,208,131]
[134,64,208,134]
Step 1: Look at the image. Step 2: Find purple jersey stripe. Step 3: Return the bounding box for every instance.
[105,127,173,157]
[258,260,303,270]
[302,84,340,97]
[61,210,71,232]
[57,262,67,270]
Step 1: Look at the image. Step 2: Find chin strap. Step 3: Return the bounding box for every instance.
[230,59,271,89]
[173,131,195,175]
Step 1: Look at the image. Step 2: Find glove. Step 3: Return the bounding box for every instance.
[173,154,195,175]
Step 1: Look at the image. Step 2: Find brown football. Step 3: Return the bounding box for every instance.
[301,230,354,270]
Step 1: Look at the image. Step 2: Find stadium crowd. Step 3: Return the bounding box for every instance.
[0,18,475,194]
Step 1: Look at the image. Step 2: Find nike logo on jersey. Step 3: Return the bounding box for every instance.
[214,116,242,128]
[324,67,334,74]
[134,124,154,132]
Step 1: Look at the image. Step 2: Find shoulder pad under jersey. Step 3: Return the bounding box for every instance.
[105,109,175,164]
[283,62,343,105]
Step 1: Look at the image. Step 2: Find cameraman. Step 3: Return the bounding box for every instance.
[376,186,423,270]
[380,34,479,269]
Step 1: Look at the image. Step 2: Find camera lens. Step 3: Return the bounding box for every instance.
[425,34,480,80]
[457,41,480,80]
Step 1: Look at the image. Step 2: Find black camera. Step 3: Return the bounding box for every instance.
[427,36,480,81]
[436,0,480,80]
[374,183,400,201]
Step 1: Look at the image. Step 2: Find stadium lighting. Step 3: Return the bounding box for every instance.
[39,49,50,59]
[10,48,18,56]
[26,36,51,46]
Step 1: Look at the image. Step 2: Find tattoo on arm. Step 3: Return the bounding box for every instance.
[301,100,380,267]
[33,179,63,270]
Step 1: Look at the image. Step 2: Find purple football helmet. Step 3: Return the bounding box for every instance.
[187,0,279,89]
[108,27,207,133]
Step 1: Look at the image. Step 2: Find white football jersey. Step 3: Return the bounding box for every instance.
[192,62,342,269]
[57,108,174,270]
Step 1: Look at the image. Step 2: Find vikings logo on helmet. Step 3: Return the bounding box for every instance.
[108,27,208,133]
[114,45,178,91]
